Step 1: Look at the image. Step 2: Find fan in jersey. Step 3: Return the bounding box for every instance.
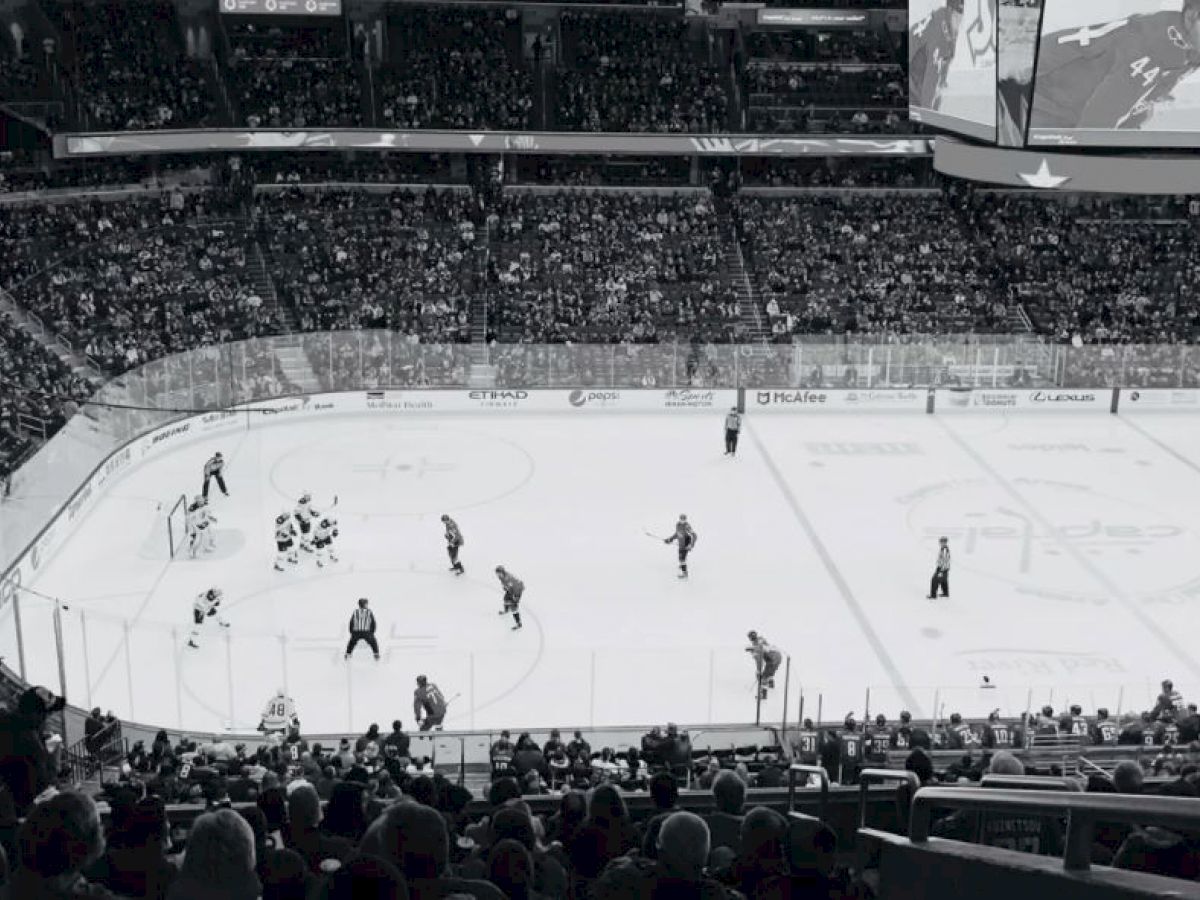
[185,496,217,558]
[274,511,298,572]
[910,0,965,111]
[188,588,229,649]
[664,514,698,579]
[258,689,299,735]
[313,510,339,568]
[1032,0,1200,130]
[294,492,315,553]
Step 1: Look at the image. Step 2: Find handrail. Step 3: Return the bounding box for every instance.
[979,774,1075,792]
[787,763,829,823]
[857,768,919,828]
[909,786,1200,871]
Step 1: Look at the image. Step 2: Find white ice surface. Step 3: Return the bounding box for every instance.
[13,411,1200,735]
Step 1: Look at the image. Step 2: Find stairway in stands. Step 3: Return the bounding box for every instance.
[469,230,497,388]
[248,239,320,394]
[714,198,770,345]
[0,287,99,384]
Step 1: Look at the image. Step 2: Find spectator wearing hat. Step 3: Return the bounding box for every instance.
[10,791,119,900]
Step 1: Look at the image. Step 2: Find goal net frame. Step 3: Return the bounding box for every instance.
[166,493,189,559]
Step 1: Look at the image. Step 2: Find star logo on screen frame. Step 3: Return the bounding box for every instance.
[1018,159,1071,189]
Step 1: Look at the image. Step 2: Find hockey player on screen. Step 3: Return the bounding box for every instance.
[188,587,229,649]
[1032,0,1200,130]
[909,0,965,111]
[442,514,464,575]
[495,566,524,630]
[258,689,299,735]
[664,514,698,579]
[274,511,298,571]
[185,496,217,558]
[294,492,315,553]
[313,510,339,568]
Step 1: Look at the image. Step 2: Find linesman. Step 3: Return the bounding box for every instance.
[345,597,380,660]
[725,407,743,456]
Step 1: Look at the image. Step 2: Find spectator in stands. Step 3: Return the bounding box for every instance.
[1113,760,1145,795]
[638,772,681,857]
[259,847,312,900]
[544,790,587,848]
[313,854,408,900]
[486,839,535,900]
[86,795,176,899]
[286,782,353,875]
[568,783,636,884]
[0,686,64,816]
[648,811,739,898]
[705,770,747,855]
[168,808,260,900]
[718,807,791,898]
[322,781,369,845]
[383,721,411,760]
[361,801,504,899]
[9,791,116,900]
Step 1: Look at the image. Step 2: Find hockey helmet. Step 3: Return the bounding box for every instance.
[949,712,962,725]
[1070,704,1082,716]
[1097,708,1109,719]
[747,630,758,641]
[679,514,688,521]
[209,588,223,601]
[416,675,427,686]
[300,492,312,503]
[899,710,912,724]
[875,714,887,726]
[987,709,1000,722]
[358,597,369,608]
[844,713,857,729]
[440,514,450,522]
[495,565,505,574]
[193,495,203,505]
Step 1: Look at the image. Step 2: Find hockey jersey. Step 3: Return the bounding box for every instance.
[261,694,297,731]
[668,520,697,548]
[910,7,960,110]
[314,516,338,542]
[186,501,207,533]
[275,519,296,544]
[1032,12,1200,130]
[194,589,221,617]
[444,518,463,547]
[498,570,524,595]
[294,498,313,523]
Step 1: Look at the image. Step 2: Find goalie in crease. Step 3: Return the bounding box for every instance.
[185,495,216,558]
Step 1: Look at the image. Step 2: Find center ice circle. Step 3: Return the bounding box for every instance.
[267,424,535,517]
[904,478,1200,604]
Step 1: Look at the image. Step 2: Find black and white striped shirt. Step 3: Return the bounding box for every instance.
[725,411,742,432]
[350,607,376,634]
[936,546,951,572]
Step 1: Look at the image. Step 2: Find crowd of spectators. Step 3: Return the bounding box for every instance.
[557,13,729,133]
[746,30,900,65]
[0,50,42,101]
[488,191,740,346]
[378,7,532,131]
[67,0,218,130]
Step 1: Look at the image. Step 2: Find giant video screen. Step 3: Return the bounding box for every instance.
[909,0,998,141]
[1029,0,1200,147]
[997,0,1044,146]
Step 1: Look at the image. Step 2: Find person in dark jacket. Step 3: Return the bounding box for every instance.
[284,784,352,875]
[9,791,120,900]
[85,796,177,900]
[0,686,63,817]
[569,784,637,883]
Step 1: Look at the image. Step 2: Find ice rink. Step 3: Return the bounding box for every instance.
[13,409,1200,735]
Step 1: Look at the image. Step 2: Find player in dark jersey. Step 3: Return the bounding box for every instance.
[441,514,464,575]
[867,714,892,763]
[910,0,965,111]
[838,715,865,785]
[1089,708,1119,746]
[890,710,914,750]
[413,675,447,731]
[1032,0,1200,131]
[981,710,1014,749]
[664,515,698,579]
[793,719,820,766]
[495,566,524,630]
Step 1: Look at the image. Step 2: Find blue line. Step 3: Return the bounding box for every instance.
[746,423,922,717]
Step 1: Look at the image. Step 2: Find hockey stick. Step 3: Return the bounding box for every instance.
[643,530,668,541]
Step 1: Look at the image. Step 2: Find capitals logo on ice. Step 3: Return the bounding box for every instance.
[568,390,620,408]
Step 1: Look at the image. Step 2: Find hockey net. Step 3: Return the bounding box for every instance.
[166,493,189,559]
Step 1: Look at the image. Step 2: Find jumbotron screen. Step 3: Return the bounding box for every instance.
[909,0,998,142]
[1028,0,1200,147]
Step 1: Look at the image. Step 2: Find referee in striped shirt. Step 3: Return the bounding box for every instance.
[345,597,380,660]
[724,407,743,456]
[928,537,950,599]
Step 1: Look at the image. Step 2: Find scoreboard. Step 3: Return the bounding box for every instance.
[219,0,342,15]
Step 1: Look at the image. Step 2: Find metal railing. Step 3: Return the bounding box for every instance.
[909,787,1200,872]
[787,763,830,822]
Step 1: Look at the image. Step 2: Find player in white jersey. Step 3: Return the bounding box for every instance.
[188,587,229,648]
[294,492,314,553]
[258,689,299,735]
[185,495,217,558]
[274,512,298,571]
[313,510,339,568]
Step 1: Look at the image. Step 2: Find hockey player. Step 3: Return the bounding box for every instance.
[909,0,964,111]
[414,675,447,731]
[188,587,229,649]
[185,496,217,558]
[867,715,892,763]
[664,514,698,579]
[928,536,950,599]
[258,689,299,735]
[1032,0,1200,131]
[746,630,782,698]
[441,515,464,575]
[1090,708,1119,746]
[202,451,228,500]
[981,710,1014,749]
[495,566,524,630]
[294,492,315,553]
[274,511,298,571]
[313,510,339,568]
